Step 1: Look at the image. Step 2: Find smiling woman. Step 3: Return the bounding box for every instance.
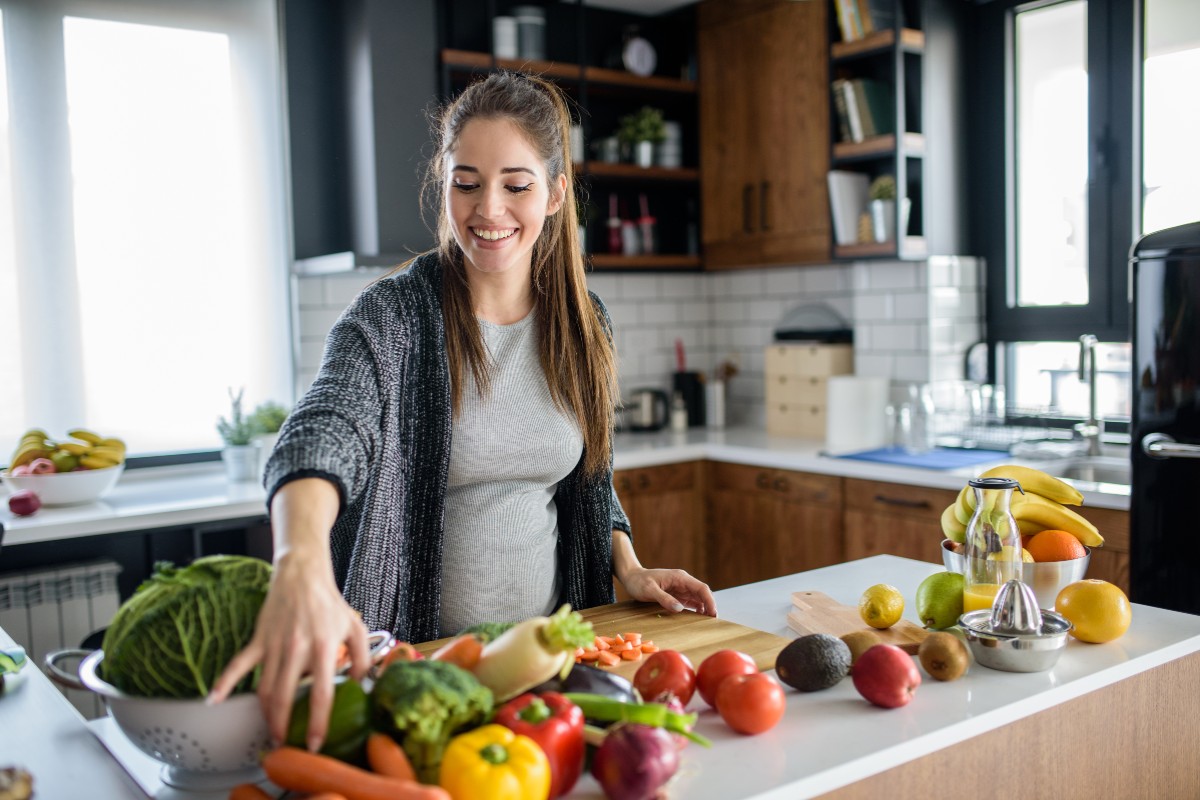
[0,0,291,459]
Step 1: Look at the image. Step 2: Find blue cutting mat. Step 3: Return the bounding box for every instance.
[835,446,1008,470]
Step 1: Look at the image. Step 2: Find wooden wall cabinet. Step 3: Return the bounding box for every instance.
[698,0,831,270]
[706,462,843,590]
[1074,506,1130,594]
[613,462,707,599]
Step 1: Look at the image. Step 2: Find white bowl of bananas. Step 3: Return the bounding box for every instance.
[2,428,126,506]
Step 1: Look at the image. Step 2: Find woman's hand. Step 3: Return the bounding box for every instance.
[208,477,369,752]
[621,566,719,617]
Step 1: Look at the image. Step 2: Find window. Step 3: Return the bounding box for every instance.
[0,0,291,459]
[970,0,1199,422]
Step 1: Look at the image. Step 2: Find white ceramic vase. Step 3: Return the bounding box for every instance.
[221,444,258,483]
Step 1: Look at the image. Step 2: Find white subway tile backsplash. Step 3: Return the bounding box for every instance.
[746,298,784,322]
[713,299,746,323]
[299,307,345,337]
[867,261,920,290]
[295,277,326,306]
[764,269,804,295]
[298,339,326,370]
[728,271,765,297]
[617,274,661,300]
[642,301,681,325]
[893,353,931,382]
[802,265,844,294]
[327,273,379,305]
[854,353,895,378]
[853,293,893,322]
[660,274,702,299]
[679,300,709,324]
[892,291,929,320]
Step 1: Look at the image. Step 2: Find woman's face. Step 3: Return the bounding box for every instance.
[445,117,565,281]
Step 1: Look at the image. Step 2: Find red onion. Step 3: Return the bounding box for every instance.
[591,723,680,800]
[7,490,40,516]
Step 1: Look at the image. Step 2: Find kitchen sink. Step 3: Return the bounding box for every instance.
[1052,455,1131,486]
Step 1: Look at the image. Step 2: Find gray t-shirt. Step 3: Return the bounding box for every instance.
[439,311,584,637]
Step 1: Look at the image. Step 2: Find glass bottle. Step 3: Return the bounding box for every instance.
[962,477,1025,613]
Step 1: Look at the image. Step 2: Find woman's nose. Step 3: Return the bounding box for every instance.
[476,186,506,219]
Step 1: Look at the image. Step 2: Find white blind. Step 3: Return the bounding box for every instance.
[0,0,291,458]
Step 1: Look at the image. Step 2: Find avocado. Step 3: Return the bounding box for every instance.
[775,633,852,692]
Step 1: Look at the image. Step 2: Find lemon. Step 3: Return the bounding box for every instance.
[859,584,904,629]
[987,546,1035,563]
[1055,579,1132,643]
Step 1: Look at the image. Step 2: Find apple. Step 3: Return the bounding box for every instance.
[852,644,921,708]
[8,490,41,517]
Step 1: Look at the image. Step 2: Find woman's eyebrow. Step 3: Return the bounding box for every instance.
[451,164,536,176]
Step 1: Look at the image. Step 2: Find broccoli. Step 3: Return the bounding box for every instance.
[456,620,517,644]
[368,659,494,783]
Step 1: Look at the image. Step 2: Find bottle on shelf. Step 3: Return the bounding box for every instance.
[962,477,1025,613]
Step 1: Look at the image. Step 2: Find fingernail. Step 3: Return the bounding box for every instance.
[307,736,321,753]
[203,695,215,707]
[671,602,684,612]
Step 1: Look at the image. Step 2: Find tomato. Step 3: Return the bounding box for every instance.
[715,672,786,735]
[695,649,757,708]
[633,650,697,705]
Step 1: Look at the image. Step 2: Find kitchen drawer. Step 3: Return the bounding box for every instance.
[843,479,960,520]
[766,401,826,438]
[709,461,841,506]
[764,343,853,376]
[765,373,828,405]
[614,462,698,499]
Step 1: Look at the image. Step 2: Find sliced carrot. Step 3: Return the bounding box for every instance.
[623,632,642,646]
[640,641,658,653]
[620,648,642,661]
[228,784,273,800]
[262,747,448,800]
[366,732,417,782]
[594,638,611,651]
[430,634,483,671]
[597,650,621,667]
[579,648,601,662]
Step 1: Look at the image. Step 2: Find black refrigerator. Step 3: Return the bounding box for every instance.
[1130,220,1200,615]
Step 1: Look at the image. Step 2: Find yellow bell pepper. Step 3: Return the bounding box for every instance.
[439,724,551,800]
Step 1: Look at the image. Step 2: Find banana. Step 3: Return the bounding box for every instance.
[80,454,120,470]
[88,446,126,463]
[954,485,975,526]
[1011,492,1103,547]
[57,441,92,456]
[67,428,104,445]
[10,447,50,468]
[1016,518,1048,538]
[97,438,126,453]
[978,464,1083,506]
[941,503,967,543]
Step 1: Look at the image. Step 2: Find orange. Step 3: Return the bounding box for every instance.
[1055,579,1132,643]
[1025,529,1087,562]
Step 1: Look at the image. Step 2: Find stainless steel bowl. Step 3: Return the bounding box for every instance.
[958,608,1073,672]
[941,539,1090,609]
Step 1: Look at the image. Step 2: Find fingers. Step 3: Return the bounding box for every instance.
[304,640,341,753]
[208,641,262,704]
[262,635,309,747]
[347,621,372,682]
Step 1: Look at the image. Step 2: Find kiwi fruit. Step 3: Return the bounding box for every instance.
[775,633,851,692]
[918,631,970,681]
[840,630,883,671]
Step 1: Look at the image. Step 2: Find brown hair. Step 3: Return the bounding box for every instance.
[425,71,616,476]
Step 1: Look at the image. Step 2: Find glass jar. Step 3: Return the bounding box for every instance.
[962,477,1025,613]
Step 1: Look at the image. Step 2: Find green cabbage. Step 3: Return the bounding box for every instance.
[100,555,271,698]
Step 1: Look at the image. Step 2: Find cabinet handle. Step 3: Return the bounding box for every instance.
[872,494,932,510]
[756,473,771,490]
[760,181,770,231]
[638,474,651,490]
[773,477,790,493]
[743,184,754,233]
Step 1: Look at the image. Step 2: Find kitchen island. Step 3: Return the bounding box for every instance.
[3,555,1197,799]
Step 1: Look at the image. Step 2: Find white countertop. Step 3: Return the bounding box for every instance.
[3,555,1196,799]
[0,428,1129,547]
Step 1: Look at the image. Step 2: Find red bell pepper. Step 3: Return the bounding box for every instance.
[494,691,584,799]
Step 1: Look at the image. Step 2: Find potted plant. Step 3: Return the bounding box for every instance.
[249,400,289,474]
[617,106,666,168]
[867,175,910,244]
[216,387,257,482]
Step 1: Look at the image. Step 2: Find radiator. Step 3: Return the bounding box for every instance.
[0,560,122,720]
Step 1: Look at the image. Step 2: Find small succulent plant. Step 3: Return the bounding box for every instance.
[868,174,897,201]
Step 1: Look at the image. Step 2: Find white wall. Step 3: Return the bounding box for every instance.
[291,257,982,431]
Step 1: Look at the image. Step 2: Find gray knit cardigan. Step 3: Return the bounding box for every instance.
[263,252,630,643]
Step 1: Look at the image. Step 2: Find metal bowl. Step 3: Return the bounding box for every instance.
[958,608,1073,672]
[941,539,1090,610]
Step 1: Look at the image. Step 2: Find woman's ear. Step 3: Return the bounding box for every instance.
[547,173,568,215]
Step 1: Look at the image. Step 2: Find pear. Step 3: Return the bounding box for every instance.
[916,571,965,630]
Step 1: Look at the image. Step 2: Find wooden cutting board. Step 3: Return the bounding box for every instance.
[787,591,929,654]
[415,600,791,681]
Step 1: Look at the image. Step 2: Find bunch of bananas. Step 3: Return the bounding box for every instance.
[8,428,127,472]
[941,464,1103,548]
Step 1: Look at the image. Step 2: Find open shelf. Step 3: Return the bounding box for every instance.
[578,162,699,182]
[831,28,925,61]
[832,133,925,163]
[440,50,697,94]
[833,236,928,260]
[588,254,701,270]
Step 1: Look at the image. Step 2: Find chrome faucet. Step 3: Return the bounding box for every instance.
[1075,334,1103,456]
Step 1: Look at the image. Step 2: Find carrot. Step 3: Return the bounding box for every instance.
[228,784,272,800]
[624,632,642,647]
[366,732,417,782]
[597,650,621,667]
[262,746,449,800]
[640,641,658,653]
[430,634,483,670]
[620,648,642,661]
[594,637,611,651]
[579,648,600,662]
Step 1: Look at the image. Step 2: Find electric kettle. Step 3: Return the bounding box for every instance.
[625,388,669,432]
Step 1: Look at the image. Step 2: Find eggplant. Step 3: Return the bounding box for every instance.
[532,663,639,705]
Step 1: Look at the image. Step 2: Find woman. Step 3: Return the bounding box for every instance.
[211,71,716,750]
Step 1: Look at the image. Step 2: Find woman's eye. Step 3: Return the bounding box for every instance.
[506,184,534,194]
[452,182,479,192]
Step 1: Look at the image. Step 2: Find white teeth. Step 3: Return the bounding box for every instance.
[473,228,516,241]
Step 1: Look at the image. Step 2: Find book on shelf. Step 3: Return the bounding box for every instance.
[827,170,869,246]
[831,79,854,143]
[856,0,897,34]
[834,0,865,42]
[832,78,864,142]
[850,78,894,138]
